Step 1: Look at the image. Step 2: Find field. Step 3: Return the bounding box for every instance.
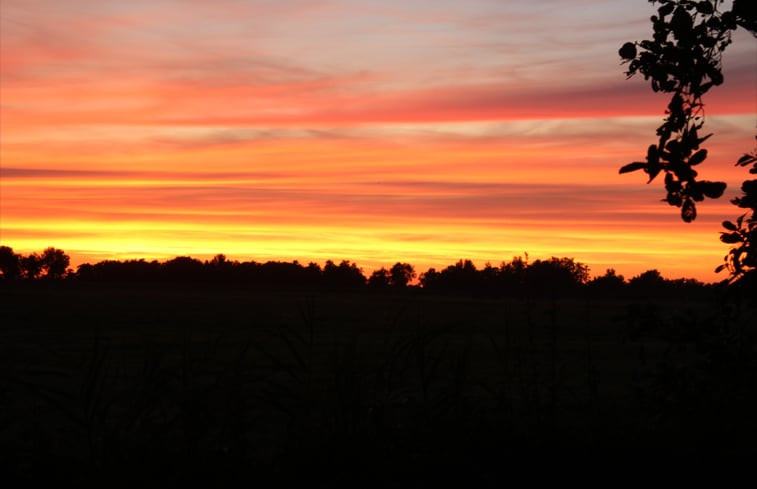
[2,282,756,485]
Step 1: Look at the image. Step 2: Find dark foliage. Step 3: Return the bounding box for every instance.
[322,260,367,288]
[368,267,391,288]
[19,253,43,280]
[40,247,71,279]
[587,268,626,297]
[717,145,757,282]
[0,246,69,281]
[620,0,757,283]
[389,262,416,288]
[419,257,594,298]
[0,246,21,281]
[74,255,364,288]
[2,245,727,300]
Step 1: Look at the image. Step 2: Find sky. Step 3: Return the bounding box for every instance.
[1,0,755,282]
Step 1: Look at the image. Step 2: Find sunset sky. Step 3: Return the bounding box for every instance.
[1,0,755,281]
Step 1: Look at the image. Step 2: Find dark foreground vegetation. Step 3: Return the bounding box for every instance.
[2,246,757,485]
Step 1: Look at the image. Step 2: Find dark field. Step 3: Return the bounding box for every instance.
[2,282,757,485]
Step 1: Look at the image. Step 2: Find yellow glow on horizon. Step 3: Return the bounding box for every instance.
[1,203,734,282]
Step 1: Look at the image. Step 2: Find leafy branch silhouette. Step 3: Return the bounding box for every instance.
[619,0,756,282]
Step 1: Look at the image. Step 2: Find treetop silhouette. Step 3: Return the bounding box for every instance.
[0,244,727,299]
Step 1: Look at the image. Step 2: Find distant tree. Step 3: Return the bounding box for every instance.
[0,246,21,281]
[389,262,416,287]
[76,263,95,280]
[368,268,391,288]
[206,254,233,281]
[419,268,440,289]
[619,0,756,282]
[418,255,592,296]
[162,256,204,281]
[40,247,70,279]
[526,257,590,295]
[498,256,528,293]
[305,262,322,283]
[257,261,321,287]
[443,260,480,291]
[419,260,481,294]
[20,252,43,280]
[588,268,627,296]
[629,269,667,289]
[323,260,366,288]
[590,268,626,287]
[87,259,162,282]
[480,262,500,292]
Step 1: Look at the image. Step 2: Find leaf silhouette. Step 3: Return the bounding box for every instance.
[688,149,707,166]
[736,153,757,167]
[682,198,696,222]
[720,232,742,244]
[721,220,737,231]
[619,162,646,174]
[619,42,637,59]
[698,181,726,199]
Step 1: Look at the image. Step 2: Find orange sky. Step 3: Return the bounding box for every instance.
[1,0,755,282]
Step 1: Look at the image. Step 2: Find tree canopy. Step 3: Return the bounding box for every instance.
[619,0,756,283]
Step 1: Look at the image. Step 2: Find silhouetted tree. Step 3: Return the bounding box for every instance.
[587,268,626,297]
[389,262,416,287]
[258,261,322,287]
[76,263,96,280]
[40,247,70,279]
[0,246,21,281]
[419,268,440,289]
[20,252,43,280]
[205,254,235,282]
[630,269,665,285]
[438,260,480,293]
[628,269,668,298]
[479,262,500,293]
[619,0,756,282]
[526,257,590,295]
[207,253,231,271]
[368,268,391,288]
[418,255,593,297]
[161,256,204,281]
[322,260,366,288]
[304,262,323,284]
[589,268,626,286]
[497,255,528,294]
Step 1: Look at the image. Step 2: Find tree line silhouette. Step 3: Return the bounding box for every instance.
[0,245,720,298]
[0,246,70,281]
